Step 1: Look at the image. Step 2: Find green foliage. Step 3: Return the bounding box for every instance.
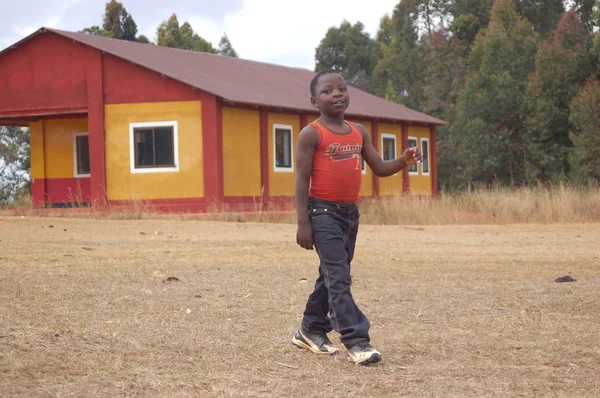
[372,0,427,108]
[0,126,30,204]
[102,0,137,40]
[314,20,381,92]
[157,15,216,53]
[451,0,540,187]
[568,77,600,183]
[81,25,107,37]
[524,11,596,184]
[516,0,565,37]
[570,0,598,31]
[450,0,496,31]
[81,0,144,42]
[217,34,239,57]
[450,14,481,43]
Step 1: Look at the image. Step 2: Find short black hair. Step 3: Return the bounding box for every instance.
[310,68,342,97]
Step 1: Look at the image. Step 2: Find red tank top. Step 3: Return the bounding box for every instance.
[309,120,363,202]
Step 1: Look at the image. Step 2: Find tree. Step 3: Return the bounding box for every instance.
[314,20,382,93]
[157,14,182,48]
[515,0,565,37]
[421,28,470,189]
[570,0,598,31]
[217,34,239,57]
[0,126,30,204]
[451,0,540,187]
[376,15,394,46]
[372,0,427,109]
[568,77,600,183]
[81,0,142,42]
[81,25,107,37]
[137,35,151,44]
[524,11,595,183]
[157,15,216,53]
[102,0,137,40]
[450,0,496,33]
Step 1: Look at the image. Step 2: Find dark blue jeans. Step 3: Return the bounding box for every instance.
[301,197,371,348]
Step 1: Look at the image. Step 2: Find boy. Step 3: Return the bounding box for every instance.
[291,69,422,366]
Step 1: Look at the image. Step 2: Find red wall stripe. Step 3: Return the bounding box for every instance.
[259,109,270,206]
[430,125,438,197]
[86,49,107,206]
[371,119,380,198]
[402,123,409,194]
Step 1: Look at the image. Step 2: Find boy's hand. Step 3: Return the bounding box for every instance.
[402,147,423,165]
[296,222,314,250]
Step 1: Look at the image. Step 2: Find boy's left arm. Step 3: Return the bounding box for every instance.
[356,124,422,177]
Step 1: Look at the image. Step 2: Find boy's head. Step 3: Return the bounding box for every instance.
[310,69,350,117]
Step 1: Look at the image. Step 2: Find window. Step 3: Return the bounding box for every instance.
[421,138,430,175]
[129,121,179,174]
[274,124,293,172]
[73,133,90,177]
[381,134,396,161]
[408,137,418,175]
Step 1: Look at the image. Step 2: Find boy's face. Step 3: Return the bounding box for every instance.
[311,73,350,116]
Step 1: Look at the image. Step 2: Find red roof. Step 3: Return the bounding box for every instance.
[3,28,446,125]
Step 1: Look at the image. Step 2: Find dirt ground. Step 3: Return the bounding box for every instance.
[1,216,599,397]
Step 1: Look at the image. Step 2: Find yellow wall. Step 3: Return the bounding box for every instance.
[28,118,88,179]
[222,107,261,197]
[378,123,403,196]
[104,101,203,201]
[347,119,372,197]
[407,126,432,196]
[29,121,45,180]
[268,113,300,196]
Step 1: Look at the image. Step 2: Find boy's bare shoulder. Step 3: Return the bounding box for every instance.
[349,121,369,136]
[298,123,320,144]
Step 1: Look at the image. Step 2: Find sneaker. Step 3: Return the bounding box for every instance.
[291,329,339,355]
[346,341,382,365]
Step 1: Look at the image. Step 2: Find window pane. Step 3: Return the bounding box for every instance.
[275,128,291,168]
[383,137,395,161]
[422,140,429,173]
[154,127,175,166]
[135,129,155,167]
[76,135,90,175]
[408,139,418,172]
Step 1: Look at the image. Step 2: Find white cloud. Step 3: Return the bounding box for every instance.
[189,0,397,69]
[2,0,398,70]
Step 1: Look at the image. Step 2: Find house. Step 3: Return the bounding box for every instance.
[0,27,446,212]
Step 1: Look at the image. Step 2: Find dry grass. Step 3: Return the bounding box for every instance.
[359,184,600,225]
[3,185,600,225]
[1,216,599,397]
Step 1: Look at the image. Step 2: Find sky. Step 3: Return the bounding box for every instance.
[0,0,400,70]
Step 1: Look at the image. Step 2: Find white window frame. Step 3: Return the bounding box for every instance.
[273,124,294,173]
[381,134,397,161]
[421,137,430,176]
[73,132,90,178]
[129,121,179,174]
[408,136,419,176]
[381,133,397,175]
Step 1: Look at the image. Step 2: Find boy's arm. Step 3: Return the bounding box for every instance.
[357,124,422,177]
[295,124,319,250]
